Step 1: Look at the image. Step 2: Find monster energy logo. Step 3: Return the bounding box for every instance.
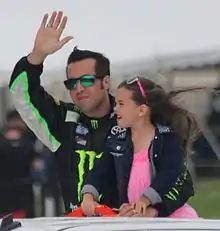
[91,120,98,129]
[165,173,187,201]
[76,150,103,201]
[165,187,179,200]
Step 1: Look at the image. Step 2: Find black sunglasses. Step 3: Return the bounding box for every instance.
[64,75,99,90]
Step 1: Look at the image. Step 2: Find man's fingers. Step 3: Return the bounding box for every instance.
[60,36,74,48]
[40,14,48,28]
[53,11,63,29]
[40,11,63,29]
[119,203,130,210]
[57,16,68,36]
[119,204,130,212]
[112,208,120,213]
[82,203,96,217]
[119,204,126,210]
[47,11,57,27]
[88,207,95,216]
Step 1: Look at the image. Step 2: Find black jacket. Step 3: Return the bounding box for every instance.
[82,125,195,217]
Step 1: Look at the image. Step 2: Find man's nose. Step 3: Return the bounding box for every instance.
[75,81,85,93]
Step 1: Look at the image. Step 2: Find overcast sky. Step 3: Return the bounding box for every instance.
[1,0,220,84]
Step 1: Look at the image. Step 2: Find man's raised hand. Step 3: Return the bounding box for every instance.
[28,11,73,64]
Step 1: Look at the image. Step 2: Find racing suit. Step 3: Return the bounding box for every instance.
[9,56,118,213]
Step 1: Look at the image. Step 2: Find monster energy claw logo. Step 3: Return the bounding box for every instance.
[91,120,98,129]
[165,187,179,200]
[76,150,103,202]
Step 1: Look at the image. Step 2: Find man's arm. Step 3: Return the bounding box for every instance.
[9,10,74,152]
[81,151,114,202]
[9,56,79,152]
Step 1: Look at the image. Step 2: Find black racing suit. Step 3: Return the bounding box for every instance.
[9,56,118,213]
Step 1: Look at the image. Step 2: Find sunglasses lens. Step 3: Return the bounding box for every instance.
[64,79,77,90]
[64,75,96,90]
[80,75,96,87]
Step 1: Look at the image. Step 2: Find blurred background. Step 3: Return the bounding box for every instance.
[1,0,220,219]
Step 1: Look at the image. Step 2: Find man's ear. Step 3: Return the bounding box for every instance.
[102,76,110,90]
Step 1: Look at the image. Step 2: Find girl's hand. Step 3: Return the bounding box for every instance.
[132,206,158,217]
[81,193,99,216]
[117,203,136,217]
[133,196,151,214]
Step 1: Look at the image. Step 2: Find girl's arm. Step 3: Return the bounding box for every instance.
[142,133,194,216]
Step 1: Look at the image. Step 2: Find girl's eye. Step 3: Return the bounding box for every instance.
[115,100,124,106]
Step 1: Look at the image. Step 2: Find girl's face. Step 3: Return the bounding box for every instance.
[115,87,149,128]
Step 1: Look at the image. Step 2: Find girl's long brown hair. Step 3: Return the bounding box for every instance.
[118,77,202,154]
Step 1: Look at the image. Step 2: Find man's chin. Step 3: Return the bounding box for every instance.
[75,100,90,110]
[74,100,103,117]
[78,105,93,115]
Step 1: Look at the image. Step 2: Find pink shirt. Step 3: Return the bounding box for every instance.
[127,149,198,218]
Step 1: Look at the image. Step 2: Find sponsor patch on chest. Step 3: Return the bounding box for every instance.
[75,123,89,135]
[76,136,87,146]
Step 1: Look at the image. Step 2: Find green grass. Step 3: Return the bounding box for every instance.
[188,178,220,219]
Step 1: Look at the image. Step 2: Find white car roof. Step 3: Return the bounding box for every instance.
[1,217,220,231]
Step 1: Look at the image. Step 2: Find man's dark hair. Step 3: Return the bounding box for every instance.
[67,46,110,77]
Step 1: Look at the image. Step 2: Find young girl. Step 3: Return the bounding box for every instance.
[81,77,198,218]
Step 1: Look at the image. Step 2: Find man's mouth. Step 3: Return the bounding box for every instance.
[77,96,89,101]
[117,115,122,119]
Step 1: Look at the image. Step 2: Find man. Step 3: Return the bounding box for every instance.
[9,11,118,213]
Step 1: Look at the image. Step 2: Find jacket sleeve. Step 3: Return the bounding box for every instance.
[143,133,194,216]
[9,56,79,152]
[81,151,114,202]
[154,168,194,217]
